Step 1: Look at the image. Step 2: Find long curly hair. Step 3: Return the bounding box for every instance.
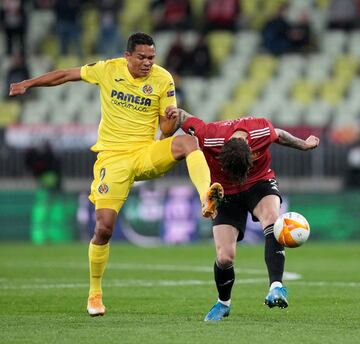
[219,138,253,184]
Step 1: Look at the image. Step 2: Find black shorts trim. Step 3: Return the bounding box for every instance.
[212,179,282,241]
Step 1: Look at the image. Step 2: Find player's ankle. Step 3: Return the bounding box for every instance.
[269,281,283,290]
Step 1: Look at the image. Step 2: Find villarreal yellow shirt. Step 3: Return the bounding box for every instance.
[80,58,177,152]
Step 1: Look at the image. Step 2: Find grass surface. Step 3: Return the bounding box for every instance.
[0,242,359,344]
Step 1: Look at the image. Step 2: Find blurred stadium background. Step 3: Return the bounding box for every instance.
[1,0,360,245]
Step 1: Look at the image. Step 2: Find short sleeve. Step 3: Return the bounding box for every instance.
[159,75,177,116]
[182,117,206,145]
[265,118,279,142]
[80,61,106,85]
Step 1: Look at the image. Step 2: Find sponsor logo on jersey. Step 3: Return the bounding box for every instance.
[98,182,109,194]
[100,168,106,181]
[142,84,153,94]
[110,89,151,111]
[111,90,151,105]
[114,77,125,82]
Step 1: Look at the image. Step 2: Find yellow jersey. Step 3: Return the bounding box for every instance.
[80,58,177,152]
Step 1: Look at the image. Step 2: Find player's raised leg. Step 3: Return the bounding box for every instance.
[171,135,224,218]
[201,182,224,219]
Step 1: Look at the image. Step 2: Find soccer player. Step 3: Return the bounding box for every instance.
[164,106,320,321]
[9,32,224,317]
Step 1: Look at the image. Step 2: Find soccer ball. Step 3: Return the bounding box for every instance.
[273,212,310,248]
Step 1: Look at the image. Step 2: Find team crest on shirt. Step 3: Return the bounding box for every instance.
[252,151,261,160]
[100,168,106,181]
[142,84,153,94]
[98,182,109,194]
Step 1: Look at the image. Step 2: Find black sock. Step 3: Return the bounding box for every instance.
[264,224,285,285]
[214,261,235,302]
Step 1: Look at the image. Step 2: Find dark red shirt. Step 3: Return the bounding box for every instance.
[182,116,279,194]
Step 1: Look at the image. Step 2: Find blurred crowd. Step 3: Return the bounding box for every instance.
[2,0,360,94]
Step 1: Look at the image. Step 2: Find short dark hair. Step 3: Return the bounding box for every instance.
[127,32,155,53]
[219,138,253,184]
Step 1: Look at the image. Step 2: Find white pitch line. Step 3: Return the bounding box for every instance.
[287,281,360,287]
[0,278,270,290]
[1,278,360,291]
[2,262,270,275]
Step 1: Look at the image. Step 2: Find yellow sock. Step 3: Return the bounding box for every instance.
[186,150,211,199]
[88,242,109,296]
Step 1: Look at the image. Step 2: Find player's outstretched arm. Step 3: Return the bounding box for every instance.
[9,67,82,97]
[160,106,194,138]
[275,128,320,151]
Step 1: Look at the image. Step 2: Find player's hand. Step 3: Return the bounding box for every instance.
[9,81,28,97]
[165,105,179,120]
[304,135,320,150]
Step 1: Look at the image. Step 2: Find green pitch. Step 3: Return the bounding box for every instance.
[0,242,359,344]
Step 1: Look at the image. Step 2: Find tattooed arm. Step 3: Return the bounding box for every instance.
[160,106,194,138]
[275,128,320,151]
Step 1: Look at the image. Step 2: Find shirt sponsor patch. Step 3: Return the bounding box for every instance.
[167,90,175,97]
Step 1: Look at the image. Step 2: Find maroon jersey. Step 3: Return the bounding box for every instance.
[182,116,279,194]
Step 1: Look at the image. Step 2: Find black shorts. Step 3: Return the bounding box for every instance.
[212,179,282,241]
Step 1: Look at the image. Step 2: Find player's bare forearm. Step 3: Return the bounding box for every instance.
[159,115,178,138]
[177,108,193,127]
[9,68,81,97]
[160,107,194,137]
[275,128,320,151]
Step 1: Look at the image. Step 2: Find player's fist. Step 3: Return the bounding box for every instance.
[9,81,28,97]
[305,135,320,150]
[165,105,178,120]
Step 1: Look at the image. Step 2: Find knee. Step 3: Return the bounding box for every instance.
[93,218,115,244]
[179,135,199,155]
[217,252,235,268]
[94,225,113,243]
[172,135,200,160]
[260,211,279,228]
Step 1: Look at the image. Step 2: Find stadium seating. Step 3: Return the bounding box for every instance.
[1,0,359,182]
[303,100,332,127]
[1,0,360,132]
[21,99,50,124]
[207,31,235,70]
[0,101,21,127]
[292,79,318,105]
[27,8,55,55]
[120,0,152,37]
[305,54,332,81]
[81,6,99,57]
